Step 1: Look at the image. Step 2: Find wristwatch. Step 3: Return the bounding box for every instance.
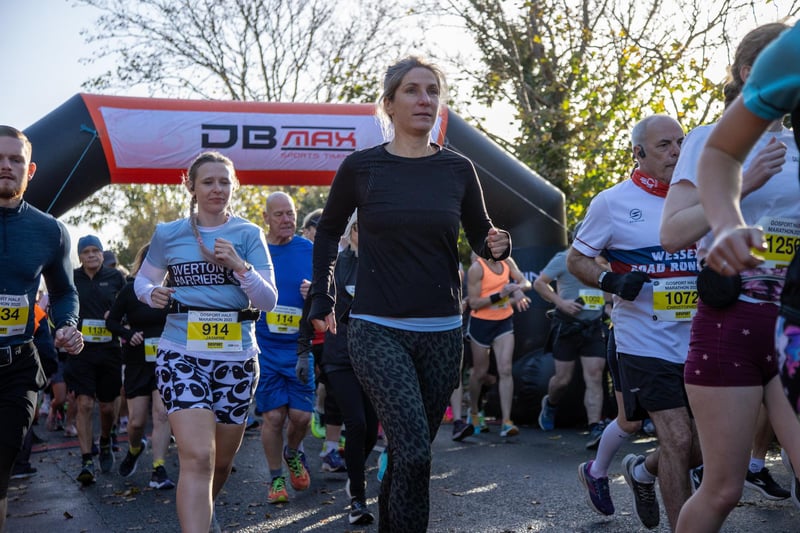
[236,262,253,276]
[597,270,609,288]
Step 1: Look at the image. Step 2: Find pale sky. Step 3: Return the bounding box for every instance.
[2,1,112,129]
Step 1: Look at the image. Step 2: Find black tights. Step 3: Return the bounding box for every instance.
[326,368,379,502]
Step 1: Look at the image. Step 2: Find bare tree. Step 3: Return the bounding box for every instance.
[70,0,430,251]
[78,0,427,103]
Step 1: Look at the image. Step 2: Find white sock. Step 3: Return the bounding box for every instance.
[749,457,765,473]
[634,460,657,484]
[590,418,633,478]
[325,440,338,454]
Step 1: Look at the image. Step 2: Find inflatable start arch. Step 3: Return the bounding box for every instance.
[23,93,566,358]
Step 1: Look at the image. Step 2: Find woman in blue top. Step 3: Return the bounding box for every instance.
[308,56,511,532]
[135,151,278,532]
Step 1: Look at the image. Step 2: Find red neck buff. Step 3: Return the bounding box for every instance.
[631,168,669,198]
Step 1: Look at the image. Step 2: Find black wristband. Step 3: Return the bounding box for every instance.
[489,292,502,304]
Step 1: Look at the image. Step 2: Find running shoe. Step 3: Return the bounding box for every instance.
[149,465,176,490]
[310,410,325,439]
[10,465,38,480]
[578,460,614,516]
[349,498,375,525]
[99,443,115,473]
[377,449,388,482]
[621,453,659,529]
[452,419,474,441]
[499,422,519,437]
[745,467,790,500]
[467,408,489,433]
[321,449,347,472]
[585,421,605,450]
[64,424,78,438]
[538,394,556,431]
[268,476,289,504]
[77,460,96,486]
[119,447,143,477]
[118,417,129,435]
[642,418,656,436]
[283,447,310,490]
[690,465,703,494]
[781,448,800,510]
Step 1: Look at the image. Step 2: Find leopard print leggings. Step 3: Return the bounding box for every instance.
[347,319,462,533]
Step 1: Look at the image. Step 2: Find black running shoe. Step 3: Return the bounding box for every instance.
[10,465,38,480]
[349,499,375,525]
[149,465,176,490]
[621,454,659,529]
[119,448,143,478]
[452,419,474,442]
[745,467,790,500]
[77,460,96,486]
[99,444,115,473]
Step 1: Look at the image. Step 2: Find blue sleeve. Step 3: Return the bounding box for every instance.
[43,220,79,330]
[147,224,167,269]
[33,313,58,371]
[743,23,800,120]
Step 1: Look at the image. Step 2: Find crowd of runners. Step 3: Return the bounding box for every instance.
[2,19,800,533]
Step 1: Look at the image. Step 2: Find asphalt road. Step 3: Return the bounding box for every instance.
[6,418,800,532]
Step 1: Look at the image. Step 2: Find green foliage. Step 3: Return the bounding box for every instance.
[440,0,799,227]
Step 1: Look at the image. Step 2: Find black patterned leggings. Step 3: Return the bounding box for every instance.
[347,319,462,533]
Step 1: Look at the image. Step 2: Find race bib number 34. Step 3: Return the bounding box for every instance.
[652,277,698,322]
[187,311,242,352]
[0,294,29,337]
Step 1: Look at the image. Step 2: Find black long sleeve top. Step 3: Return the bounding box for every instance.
[321,247,358,372]
[107,280,169,364]
[74,265,126,348]
[0,202,79,346]
[309,144,510,321]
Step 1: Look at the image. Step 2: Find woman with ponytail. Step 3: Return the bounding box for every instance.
[134,151,278,532]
